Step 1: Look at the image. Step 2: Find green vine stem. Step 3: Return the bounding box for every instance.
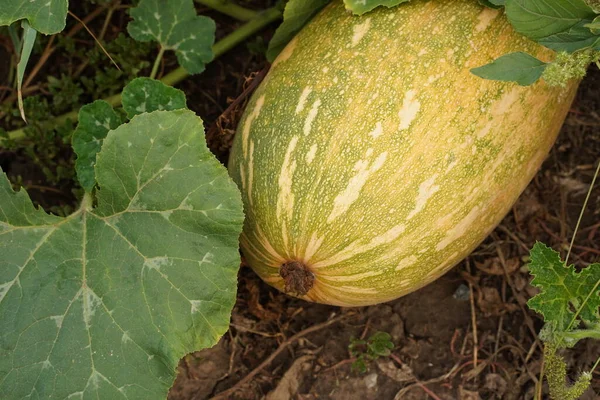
[196,0,259,21]
[2,6,282,143]
[150,47,165,80]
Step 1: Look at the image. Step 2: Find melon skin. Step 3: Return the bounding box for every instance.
[228,0,578,306]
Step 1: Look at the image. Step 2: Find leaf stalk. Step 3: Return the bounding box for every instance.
[195,0,259,21]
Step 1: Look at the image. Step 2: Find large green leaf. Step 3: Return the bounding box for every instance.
[266,0,330,62]
[0,110,244,399]
[127,0,216,74]
[343,0,409,15]
[528,242,600,332]
[0,0,67,34]
[505,0,599,52]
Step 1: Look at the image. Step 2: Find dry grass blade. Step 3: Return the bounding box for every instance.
[68,11,121,71]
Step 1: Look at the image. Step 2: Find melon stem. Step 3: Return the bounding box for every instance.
[280,261,314,296]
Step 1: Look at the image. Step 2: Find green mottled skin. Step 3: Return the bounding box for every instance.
[228,0,578,306]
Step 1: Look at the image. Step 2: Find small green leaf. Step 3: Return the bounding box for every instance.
[0,110,244,399]
[0,0,68,34]
[351,357,368,373]
[72,100,122,192]
[527,242,600,333]
[127,0,216,74]
[505,0,599,52]
[367,332,393,357]
[343,0,409,15]
[470,52,547,86]
[478,0,505,9]
[16,20,37,123]
[266,0,329,63]
[122,78,187,119]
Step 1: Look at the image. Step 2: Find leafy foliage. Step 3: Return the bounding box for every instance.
[528,242,600,333]
[0,0,68,34]
[470,52,548,85]
[81,34,152,98]
[0,109,244,399]
[527,242,600,398]
[349,331,394,373]
[343,0,409,15]
[48,74,85,114]
[127,0,216,74]
[505,0,599,52]
[266,0,329,62]
[73,79,188,193]
[473,0,600,85]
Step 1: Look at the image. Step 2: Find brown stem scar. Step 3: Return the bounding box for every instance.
[280,261,314,296]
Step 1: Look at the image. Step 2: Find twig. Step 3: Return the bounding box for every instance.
[205,66,269,143]
[466,259,478,369]
[565,159,600,264]
[210,313,353,399]
[394,375,446,400]
[323,357,357,373]
[359,318,371,340]
[230,323,282,338]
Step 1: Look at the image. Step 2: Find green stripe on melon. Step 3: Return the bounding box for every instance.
[228,0,579,306]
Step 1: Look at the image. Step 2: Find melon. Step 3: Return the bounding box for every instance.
[228,0,578,306]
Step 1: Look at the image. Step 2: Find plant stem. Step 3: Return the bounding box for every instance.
[195,0,259,21]
[565,159,600,264]
[561,328,600,342]
[150,47,165,79]
[591,354,600,375]
[3,6,282,143]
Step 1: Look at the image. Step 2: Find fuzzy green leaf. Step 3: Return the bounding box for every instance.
[343,0,409,15]
[122,78,187,119]
[127,0,216,74]
[0,0,67,34]
[72,100,122,192]
[266,0,329,62]
[505,0,599,52]
[527,242,600,333]
[470,52,547,85]
[0,110,244,399]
